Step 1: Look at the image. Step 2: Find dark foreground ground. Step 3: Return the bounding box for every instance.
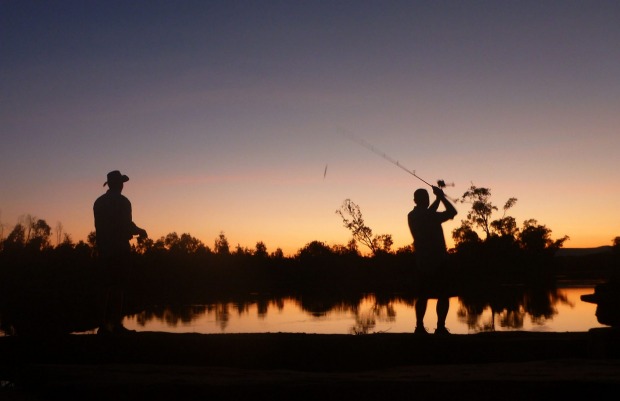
[1,329,620,400]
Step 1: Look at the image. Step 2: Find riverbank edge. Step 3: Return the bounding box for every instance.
[2,329,620,400]
[1,329,618,366]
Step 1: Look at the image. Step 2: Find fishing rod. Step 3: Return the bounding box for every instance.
[341,130,453,190]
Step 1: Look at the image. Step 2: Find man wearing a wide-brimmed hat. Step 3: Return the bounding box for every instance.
[93,170,147,334]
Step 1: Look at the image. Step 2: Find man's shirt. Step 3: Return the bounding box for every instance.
[94,189,138,257]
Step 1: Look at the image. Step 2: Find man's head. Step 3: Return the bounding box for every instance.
[414,188,429,207]
[103,170,129,191]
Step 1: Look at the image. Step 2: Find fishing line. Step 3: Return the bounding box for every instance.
[345,134,434,187]
[338,128,454,190]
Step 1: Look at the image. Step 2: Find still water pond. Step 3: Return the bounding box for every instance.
[120,287,603,335]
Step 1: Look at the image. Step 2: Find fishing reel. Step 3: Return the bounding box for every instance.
[436,180,455,189]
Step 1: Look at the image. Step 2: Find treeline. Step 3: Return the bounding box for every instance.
[2,184,619,283]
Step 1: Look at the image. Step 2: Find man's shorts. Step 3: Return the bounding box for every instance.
[414,257,458,299]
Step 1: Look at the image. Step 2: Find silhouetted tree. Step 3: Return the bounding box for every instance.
[214,231,230,255]
[490,216,518,238]
[2,223,26,252]
[254,241,268,258]
[456,184,517,240]
[59,233,73,247]
[346,239,358,253]
[612,236,620,254]
[452,220,481,249]
[296,241,333,259]
[53,234,75,256]
[26,218,52,251]
[22,214,34,244]
[55,221,63,246]
[336,199,393,255]
[179,233,207,254]
[270,248,284,259]
[395,244,415,255]
[164,232,181,249]
[457,186,495,239]
[373,234,393,254]
[331,242,360,257]
[87,231,97,248]
[135,236,156,254]
[163,232,206,254]
[518,219,569,255]
[0,211,5,245]
[453,184,570,277]
[233,244,252,256]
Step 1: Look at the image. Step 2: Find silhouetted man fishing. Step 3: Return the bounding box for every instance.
[408,185,457,335]
[94,170,147,335]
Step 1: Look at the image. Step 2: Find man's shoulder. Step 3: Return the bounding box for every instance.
[409,207,426,217]
[94,192,108,206]
[94,191,130,206]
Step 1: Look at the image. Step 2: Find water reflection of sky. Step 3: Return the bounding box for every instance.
[124,288,604,335]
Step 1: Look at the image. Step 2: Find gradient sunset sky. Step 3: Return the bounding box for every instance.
[2,1,619,255]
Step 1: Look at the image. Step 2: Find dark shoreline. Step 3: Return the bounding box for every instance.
[2,330,620,400]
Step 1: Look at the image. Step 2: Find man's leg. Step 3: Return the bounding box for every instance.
[436,297,449,329]
[98,255,128,333]
[415,297,428,333]
[109,285,124,327]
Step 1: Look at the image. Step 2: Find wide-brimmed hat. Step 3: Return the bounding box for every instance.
[103,170,129,187]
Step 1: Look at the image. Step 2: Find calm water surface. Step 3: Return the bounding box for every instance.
[121,287,603,335]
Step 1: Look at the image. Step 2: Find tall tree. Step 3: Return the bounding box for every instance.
[456,184,517,240]
[336,199,393,255]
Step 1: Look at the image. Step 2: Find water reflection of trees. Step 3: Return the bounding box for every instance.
[134,305,209,327]
[350,300,396,335]
[130,297,291,332]
[456,285,571,332]
[126,285,570,334]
